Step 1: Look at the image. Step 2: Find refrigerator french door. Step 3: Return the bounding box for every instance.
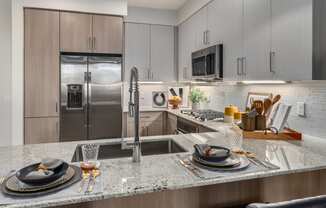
[60,55,122,142]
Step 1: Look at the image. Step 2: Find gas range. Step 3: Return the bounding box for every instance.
[180,109,224,122]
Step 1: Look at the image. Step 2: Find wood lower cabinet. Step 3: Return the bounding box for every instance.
[127,112,164,137]
[166,113,177,135]
[92,15,123,54]
[60,12,92,53]
[24,9,60,118]
[25,117,59,144]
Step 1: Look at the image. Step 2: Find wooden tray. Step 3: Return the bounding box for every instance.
[243,128,302,141]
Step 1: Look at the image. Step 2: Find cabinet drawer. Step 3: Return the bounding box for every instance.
[167,113,177,122]
[25,117,60,144]
[127,112,164,124]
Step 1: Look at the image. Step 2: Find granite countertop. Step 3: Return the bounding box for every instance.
[1,130,326,208]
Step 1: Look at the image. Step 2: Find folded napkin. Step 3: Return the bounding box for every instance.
[25,170,54,180]
[40,158,64,170]
[194,144,230,162]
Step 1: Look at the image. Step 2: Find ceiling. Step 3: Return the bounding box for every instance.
[128,0,188,10]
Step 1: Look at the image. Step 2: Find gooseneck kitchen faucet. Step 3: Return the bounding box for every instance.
[126,67,141,163]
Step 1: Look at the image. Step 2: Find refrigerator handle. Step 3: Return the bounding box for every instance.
[88,82,92,128]
[84,74,88,128]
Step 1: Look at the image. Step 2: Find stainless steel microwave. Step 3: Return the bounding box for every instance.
[191,44,223,81]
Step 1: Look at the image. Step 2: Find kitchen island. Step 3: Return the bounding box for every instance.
[2,131,326,208]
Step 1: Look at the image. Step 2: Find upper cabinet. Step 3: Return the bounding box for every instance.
[150,25,175,81]
[271,0,313,80]
[24,9,60,118]
[60,12,123,54]
[207,0,244,81]
[125,23,176,82]
[60,12,92,53]
[178,0,313,81]
[242,0,272,80]
[178,18,196,81]
[92,15,123,54]
[124,23,151,81]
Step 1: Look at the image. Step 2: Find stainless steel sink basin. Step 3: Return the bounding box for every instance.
[71,139,187,162]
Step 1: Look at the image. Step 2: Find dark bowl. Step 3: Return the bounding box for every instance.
[194,145,231,163]
[16,162,69,186]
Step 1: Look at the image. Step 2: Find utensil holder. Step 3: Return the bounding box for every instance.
[256,115,266,130]
[241,114,256,131]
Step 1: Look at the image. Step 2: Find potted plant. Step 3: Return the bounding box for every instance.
[189,88,207,111]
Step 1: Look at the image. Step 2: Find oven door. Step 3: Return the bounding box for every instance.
[177,118,199,134]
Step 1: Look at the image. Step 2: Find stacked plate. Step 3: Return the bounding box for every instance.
[1,159,81,197]
[192,145,250,171]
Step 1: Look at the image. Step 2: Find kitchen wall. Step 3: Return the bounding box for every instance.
[193,82,326,139]
[177,0,212,24]
[11,0,128,145]
[125,7,177,26]
[0,0,12,146]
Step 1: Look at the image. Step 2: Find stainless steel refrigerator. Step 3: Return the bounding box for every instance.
[60,55,122,142]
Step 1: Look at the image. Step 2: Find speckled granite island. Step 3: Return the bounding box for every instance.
[2,130,326,208]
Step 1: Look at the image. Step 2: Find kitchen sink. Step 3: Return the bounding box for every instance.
[71,139,187,162]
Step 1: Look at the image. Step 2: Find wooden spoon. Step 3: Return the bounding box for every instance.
[253,100,264,115]
[263,98,272,116]
[272,95,281,105]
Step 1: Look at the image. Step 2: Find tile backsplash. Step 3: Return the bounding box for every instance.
[194,83,326,139]
[122,83,190,111]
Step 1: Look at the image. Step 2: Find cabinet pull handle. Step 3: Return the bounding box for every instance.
[203,31,206,45]
[184,67,187,79]
[270,51,276,73]
[241,57,246,75]
[55,102,58,113]
[147,69,150,80]
[88,37,92,50]
[237,58,241,75]
[93,37,96,50]
[206,30,209,45]
[151,72,154,80]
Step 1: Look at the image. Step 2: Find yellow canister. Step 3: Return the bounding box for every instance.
[224,105,238,123]
[234,112,242,122]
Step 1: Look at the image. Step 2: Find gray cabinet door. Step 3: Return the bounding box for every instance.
[178,18,196,81]
[271,0,312,81]
[124,23,150,81]
[243,0,272,80]
[150,25,175,81]
[207,0,244,81]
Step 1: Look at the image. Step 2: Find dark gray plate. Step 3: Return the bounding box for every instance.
[192,155,250,171]
[192,153,241,167]
[1,165,82,197]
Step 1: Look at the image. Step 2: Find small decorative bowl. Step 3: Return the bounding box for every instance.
[169,99,181,109]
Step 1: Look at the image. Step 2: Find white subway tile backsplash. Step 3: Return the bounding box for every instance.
[193,83,326,139]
